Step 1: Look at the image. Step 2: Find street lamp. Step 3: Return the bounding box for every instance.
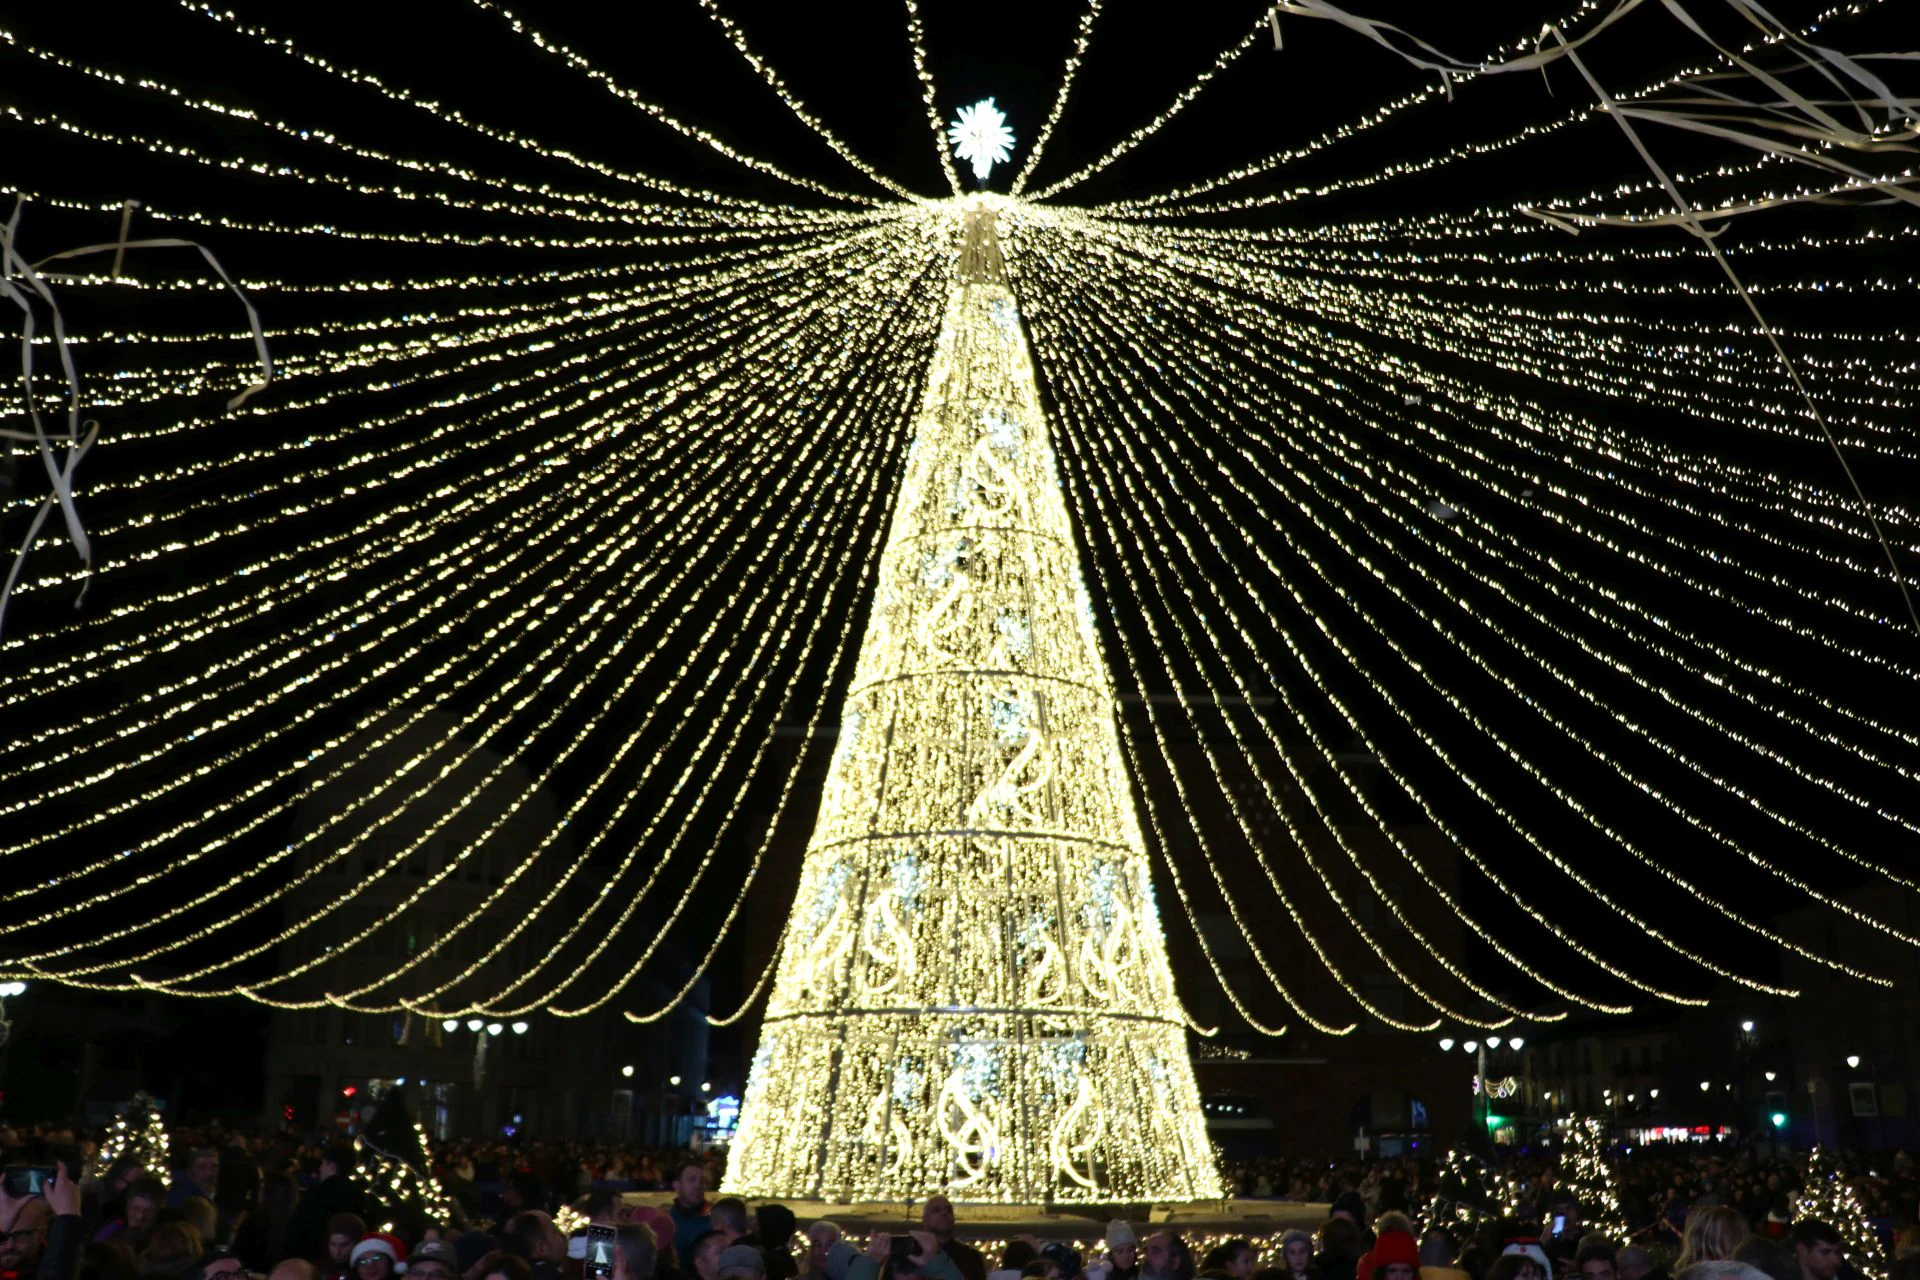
[443,1019,459,1032]
[1487,1036,1503,1049]
[486,1022,504,1036]
[670,1075,682,1086]
[1765,1071,1778,1082]
[511,1021,529,1035]
[621,1065,635,1078]
[466,1019,484,1032]
[1509,1037,1525,1051]
[1439,1038,1456,1052]
[701,1081,712,1093]
[1700,1081,1711,1092]
[1650,1088,1660,1098]
[1463,1041,1479,1054]
[1741,1020,1755,1033]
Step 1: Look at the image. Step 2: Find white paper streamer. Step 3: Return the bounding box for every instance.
[0,199,272,639]
[1264,0,1920,635]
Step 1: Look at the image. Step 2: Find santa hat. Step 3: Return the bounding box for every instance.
[352,1234,410,1274]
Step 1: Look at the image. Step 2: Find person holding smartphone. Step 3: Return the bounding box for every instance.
[0,1160,81,1280]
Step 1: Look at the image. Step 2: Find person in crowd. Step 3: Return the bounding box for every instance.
[1415,1232,1461,1280]
[1279,1232,1316,1280]
[709,1204,749,1249]
[1483,1255,1543,1280]
[232,1173,299,1272]
[753,1204,797,1280]
[920,1199,982,1280]
[1143,1232,1194,1280]
[170,1154,220,1211]
[1101,1224,1140,1280]
[96,1180,166,1252]
[271,1262,323,1280]
[717,1245,766,1280]
[1368,1234,1419,1280]
[88,1159,148,1230]
[137,1222,204,1280]
[849,1232,964,1280]
[1576,1247,1617,1280]
[669,1165,712,1273]
[289,1149,370,1264]
[615,1225,659,1280]
[410,1241,462,1280]
[1789,1224,1843,1280]
[351,1234,409,1280]
[482,1258,534,1280]
[804,1224,843,1280]
[988,1241,1037,1280]
[1616,1247,1663,1280]
[501,1212,566,1280]
[1730,1239,1797,1280]
[1202,1242,1257,1280]
[320,1215,370,1280]
[1315,1221,1364,1280]
[1037,1244,1081,1280]
[1677,1207,1751,1273]
[184,1244,245,1280]
[3,1163,79,1280]
[87,1238,139,1280]
[690,1233,729,1280]
[1330,1198,1373,1250]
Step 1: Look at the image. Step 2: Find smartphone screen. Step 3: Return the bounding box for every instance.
[585,1225,617,1280]
[1,1167,55,1198]
[1552,1216,1567,1236]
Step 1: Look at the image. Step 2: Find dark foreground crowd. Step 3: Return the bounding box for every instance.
[0,1119,1908,1280]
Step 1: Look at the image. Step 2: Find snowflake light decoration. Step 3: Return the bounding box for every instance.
[947,98,1015,183]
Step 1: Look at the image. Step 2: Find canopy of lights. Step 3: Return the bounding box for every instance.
[2,0,1917,1064]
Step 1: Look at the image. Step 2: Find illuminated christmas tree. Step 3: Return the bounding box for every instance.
[1422,1148,1505,1235]
[88,1092,171,1183]
[360,1087,458,1236]
[1795,1146,1885,1280]
[722,199,1220,1204]
[1556,1117,1626,1238]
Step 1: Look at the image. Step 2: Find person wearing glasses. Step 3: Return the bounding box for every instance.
[351,1233,410,1280]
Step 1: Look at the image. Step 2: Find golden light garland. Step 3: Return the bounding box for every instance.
[0,0,1912,1107]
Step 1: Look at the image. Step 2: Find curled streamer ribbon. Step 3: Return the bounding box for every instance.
[1264,1,1920,635]
[0,198,272,639]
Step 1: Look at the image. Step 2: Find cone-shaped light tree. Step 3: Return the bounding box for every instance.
[1795,1146,1885,1280]
[723,202,1221,1204]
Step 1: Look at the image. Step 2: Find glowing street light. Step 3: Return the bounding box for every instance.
[1700,1080,1711,1091]
[466,1019,483,1032]
[621,1065,635,1078]
[1509,1037,1525,1051]
[486,1022,504,1036]
[1765,1071,1778,1082]
[1487,1036,1503,1049]
[442,1019,459,1032]
[1438,1038,1456,1052]
[1741,1020,1755,1033]
[1463,1040,1479,1054]
[511,1021,529,1035]
[670,1075,682,1086]
[1847,1055,1862,1069]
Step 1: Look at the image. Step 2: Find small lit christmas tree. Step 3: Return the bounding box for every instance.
[1795,1146,1885,1280]
[1556,1117,1627,1238]
[1423,1147,1505,1235]
[88,1092,171,1183]
[360,1086,458,1237]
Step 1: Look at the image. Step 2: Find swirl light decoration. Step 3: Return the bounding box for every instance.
[0,0,1918,1200]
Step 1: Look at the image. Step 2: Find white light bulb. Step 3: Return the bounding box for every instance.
[621,1065,635,1078]
[1486,1036,1503,1049]
[1438,1038,1455,1051]
[1463,1041,1479,1054]
[442,1019,458,1032]
[486,1022,504,1036]
[1847,1055,1861,1068]
[511,1021,529,1035]
[466,1019,483,1032]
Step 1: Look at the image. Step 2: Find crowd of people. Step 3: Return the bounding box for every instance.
[0,1117,1906,1280]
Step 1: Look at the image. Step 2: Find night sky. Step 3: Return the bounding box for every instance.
[2,0,1915,1053]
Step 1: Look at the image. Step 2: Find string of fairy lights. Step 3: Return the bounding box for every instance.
[1,0,1915,1053]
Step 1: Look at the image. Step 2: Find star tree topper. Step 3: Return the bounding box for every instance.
[948,98,1016,183]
